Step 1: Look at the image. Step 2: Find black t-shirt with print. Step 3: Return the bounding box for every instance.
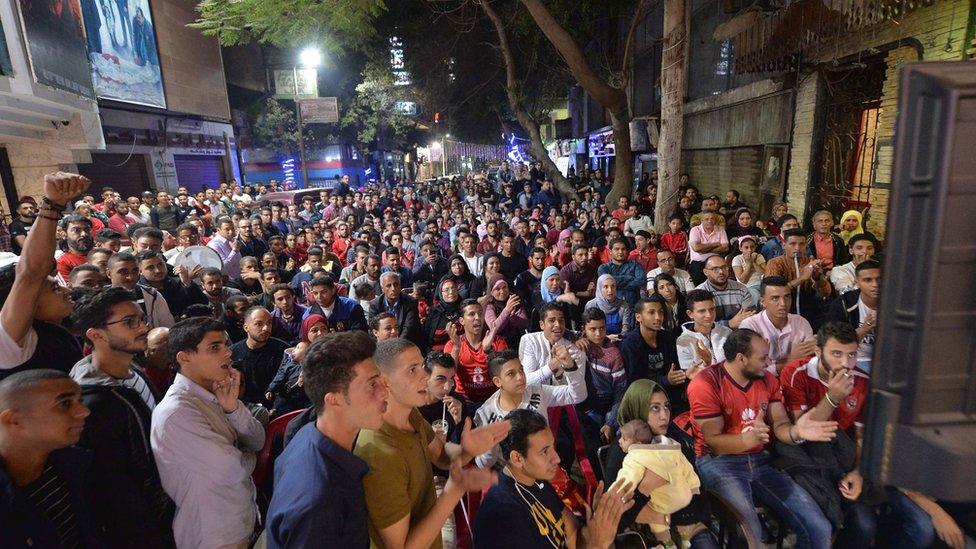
[473,473,568,549]
[9,219,31,254]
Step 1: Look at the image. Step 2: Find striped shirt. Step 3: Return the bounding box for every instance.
[24,465,81,549]
[121,369,157,410]
[695,279,756,325]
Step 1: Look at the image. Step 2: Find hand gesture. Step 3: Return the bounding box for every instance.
[790,338,818,360]
[928,500,965,549]
[600,425,613,444]
[551,344,572,373]
[504,294,519,313]
[285,258,296,271]
[838,469,863,501]
[213,367,241,413]
[586,480,635,549]
[694,340,713,366]
[459,417,511,458]
[44,172,91,206]
[794,411,839,442]
[827,368,855,403]
[446,459,498,494]
[176,264,190,285]
[444,396,462,424]
[189,265,203,280]
[742,409,771,447]
[666,363,687,385]
[686,359,705,381]
[798,261,816,282]
[729,307,755,328]
[230,238,240,252]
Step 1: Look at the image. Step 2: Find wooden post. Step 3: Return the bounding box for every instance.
[655,0,687,233]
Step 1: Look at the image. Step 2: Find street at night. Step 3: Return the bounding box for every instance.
[0,0,974,548]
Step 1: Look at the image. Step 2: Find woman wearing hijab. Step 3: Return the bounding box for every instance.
[483,274,530,348]
[424,277,463,352]
[725,207,763,240]
[604,380,718,548]
[555,228,574,268]
[445,253,475,300]
[530,265,577,329]
[584,274,633,338]
[266,314,329,415]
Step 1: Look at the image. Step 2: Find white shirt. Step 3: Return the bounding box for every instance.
[151,374,265,549]
[518,331,587,386]
[463,252,483,277]
[646,267,695,294]
[0,321,37,370]
[856,298,876,373]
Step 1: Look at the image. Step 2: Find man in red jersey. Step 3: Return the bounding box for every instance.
[779,322,951,549]
[687,328,837,549]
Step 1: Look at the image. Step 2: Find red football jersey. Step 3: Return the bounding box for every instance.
[687,362,783,457]
[779,357,869,433]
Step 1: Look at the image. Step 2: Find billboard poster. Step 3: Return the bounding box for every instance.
[299,97,338,124]
[274,69,318,99]
[16,0,95,98]
[82,0,165,108]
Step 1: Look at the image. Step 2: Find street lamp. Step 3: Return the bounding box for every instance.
[294,47,321,188]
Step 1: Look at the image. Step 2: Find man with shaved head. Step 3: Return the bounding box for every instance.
[231,306,289,408]
[0,369,97,547]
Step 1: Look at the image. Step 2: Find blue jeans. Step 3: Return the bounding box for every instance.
[837,487,935,549]
[697,452,832,549]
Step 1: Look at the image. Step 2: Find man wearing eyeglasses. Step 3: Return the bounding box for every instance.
[69,286,175,546]
[695,255,756,329]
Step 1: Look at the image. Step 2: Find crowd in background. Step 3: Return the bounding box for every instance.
[0,165,966,549]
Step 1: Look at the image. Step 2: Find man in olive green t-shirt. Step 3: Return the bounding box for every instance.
[355,339,511,548]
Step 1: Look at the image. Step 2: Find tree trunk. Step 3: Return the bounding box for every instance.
[480,0,575,200]
[605,108,634,208]
[518,0,633,206]
[655,0,687,233]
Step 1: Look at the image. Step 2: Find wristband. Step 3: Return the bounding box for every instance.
[36,213,62,222]
[825,393,840,408]
[41,197,67,211]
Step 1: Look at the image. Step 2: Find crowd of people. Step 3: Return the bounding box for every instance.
[0,167,966,549]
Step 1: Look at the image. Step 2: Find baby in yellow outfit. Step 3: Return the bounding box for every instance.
[616,419,701,539]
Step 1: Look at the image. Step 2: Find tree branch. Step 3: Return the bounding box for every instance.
[621,0,651,86]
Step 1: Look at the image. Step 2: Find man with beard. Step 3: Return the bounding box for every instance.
[8,199,36,254]
[56,215,94,281]
[194,267,242,318]
[825,260,881,373]
[69,287,174,546]
[348,254,382,302]
[231,307,288,409]
[108,200,138,238]
[687,329,838,549]
[695,255,755,329]
[107,252,175,329]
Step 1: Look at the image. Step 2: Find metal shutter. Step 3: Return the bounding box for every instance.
[174,155,226,194]
[77,153,152,200]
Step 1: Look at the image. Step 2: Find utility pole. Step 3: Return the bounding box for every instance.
[293,66,309,188]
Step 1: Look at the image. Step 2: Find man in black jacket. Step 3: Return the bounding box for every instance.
[824,260,881,374]
[0,369,100,548]
[69,287,175,548]
[369,272,424,350]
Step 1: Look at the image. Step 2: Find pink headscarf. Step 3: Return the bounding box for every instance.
[556,228,573,255]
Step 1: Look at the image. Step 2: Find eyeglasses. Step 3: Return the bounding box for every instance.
[105,314,149,330]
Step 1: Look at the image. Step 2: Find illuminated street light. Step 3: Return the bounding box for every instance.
[300,47,322,68]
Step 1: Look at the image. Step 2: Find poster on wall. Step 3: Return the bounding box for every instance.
[16,0,95,98]
[82,0,165,108]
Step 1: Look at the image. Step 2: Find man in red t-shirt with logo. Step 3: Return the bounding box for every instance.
[780,322,945,549]
[687,328,837,549]
[444,299,507,404]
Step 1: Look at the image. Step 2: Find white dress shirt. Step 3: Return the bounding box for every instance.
[517,331,587,386]
[151,373,265,549]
